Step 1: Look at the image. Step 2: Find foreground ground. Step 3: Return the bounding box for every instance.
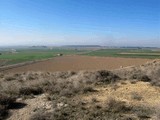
[0,60,160,120]
[2,55,151,73]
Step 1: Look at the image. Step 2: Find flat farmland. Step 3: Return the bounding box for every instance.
[84,49,160,59]
[4,55,151,73]
[0,48,89,66]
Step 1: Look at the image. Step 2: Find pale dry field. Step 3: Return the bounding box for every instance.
[4,55,151,73]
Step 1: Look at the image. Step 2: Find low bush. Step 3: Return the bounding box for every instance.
[131,92,143,101]
[140,75,151,82]
[19,86,43,96]
[132,105,154,119]
[44,81,80,97]
[130,74,151,82]
[4,76,16,81]
[106,98,132,113]
[83,86,97,93]
[96,70,121,84]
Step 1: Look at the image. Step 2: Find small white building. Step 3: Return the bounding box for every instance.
[57,53,63,56]
[10,49,17,54]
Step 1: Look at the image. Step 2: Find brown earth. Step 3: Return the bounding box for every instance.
[3,55,151,73]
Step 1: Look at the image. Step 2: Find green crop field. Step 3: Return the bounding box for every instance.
[84,49,160,59]
[0,48,88,66]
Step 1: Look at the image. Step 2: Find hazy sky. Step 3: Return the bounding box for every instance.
[0,0,160,47]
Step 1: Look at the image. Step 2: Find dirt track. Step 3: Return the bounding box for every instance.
[4,55,151,73]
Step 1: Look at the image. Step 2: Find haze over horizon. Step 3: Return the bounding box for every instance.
[0,0,160,47]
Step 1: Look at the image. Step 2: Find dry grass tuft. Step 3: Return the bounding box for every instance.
[131,92,143,101]
[106,97,132,113]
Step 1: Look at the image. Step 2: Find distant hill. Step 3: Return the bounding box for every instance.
[62,45,102,48]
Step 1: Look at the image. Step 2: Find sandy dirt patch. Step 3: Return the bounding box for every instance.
[7,94,52,120]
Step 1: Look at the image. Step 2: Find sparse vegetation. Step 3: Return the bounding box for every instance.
[0,60,160,119]
[114,60,160,86]
[30,96,155,120]
[106,97,132,113]
[132,105,154,119]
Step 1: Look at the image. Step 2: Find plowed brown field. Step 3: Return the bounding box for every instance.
[4,55,151,73]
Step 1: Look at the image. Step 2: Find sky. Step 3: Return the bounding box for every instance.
[0,0,160,47]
